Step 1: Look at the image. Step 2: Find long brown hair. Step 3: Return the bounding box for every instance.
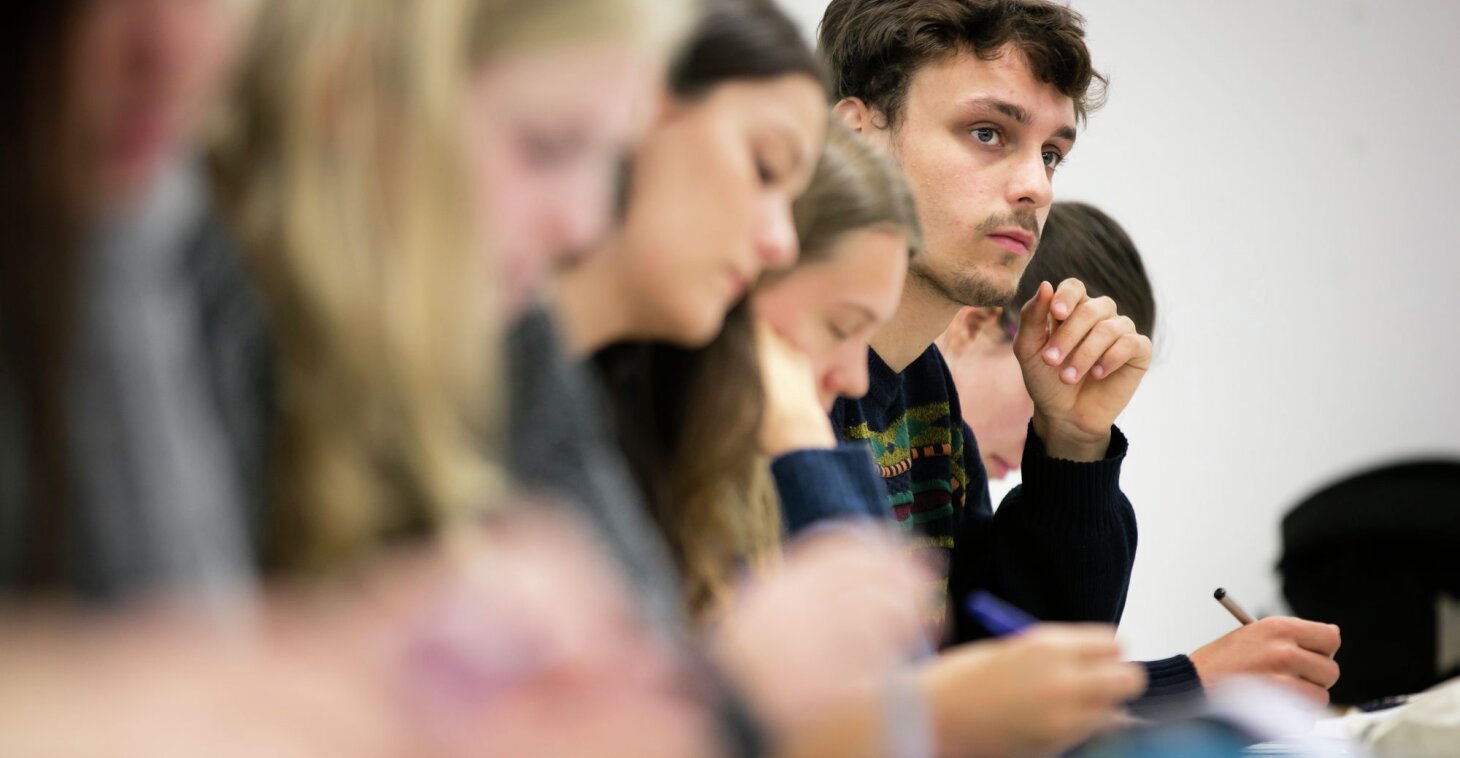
[0,2,88,588]
[599,123,920,617]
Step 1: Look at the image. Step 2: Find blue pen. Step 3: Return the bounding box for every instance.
[965,590,1039,636]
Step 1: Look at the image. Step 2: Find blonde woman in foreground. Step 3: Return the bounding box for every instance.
[0,0,724,755]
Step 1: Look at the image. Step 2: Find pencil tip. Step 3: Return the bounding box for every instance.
[1213,588,1226,600]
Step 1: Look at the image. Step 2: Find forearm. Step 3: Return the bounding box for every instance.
[951,424,1135,637]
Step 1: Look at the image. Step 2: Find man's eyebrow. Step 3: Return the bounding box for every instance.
[964,97,1030,125]
[1052,125,1077,145]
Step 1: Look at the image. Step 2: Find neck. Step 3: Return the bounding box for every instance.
[549,235,637,358]
[868,271,963,373]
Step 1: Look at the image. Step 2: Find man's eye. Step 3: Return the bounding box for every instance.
[971,127,1003,147]
[1042,150,1065,170]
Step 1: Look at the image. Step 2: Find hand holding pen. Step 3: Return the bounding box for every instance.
[1187,587,1344,706]
[902,592,1145,758]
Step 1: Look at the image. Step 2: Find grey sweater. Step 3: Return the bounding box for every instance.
[0,158,269,608]
[506,307,764,757]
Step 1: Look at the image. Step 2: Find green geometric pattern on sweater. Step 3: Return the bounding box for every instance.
[843,401,956,470]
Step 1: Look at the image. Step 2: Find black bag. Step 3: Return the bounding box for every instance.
[1279,460,1460,705]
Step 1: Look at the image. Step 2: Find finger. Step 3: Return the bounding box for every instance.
[1288,619,1342,657]
[1091,333,1153,380]
[1060,316,1133,384]
[1269,674,1331,706]
[1281,646,1341,690]
[1267,616,1343,657]
[1014,280,1054,361]
[1042,295,1118,368]
[1049,278,1089,321]
[1027,624,1122,660]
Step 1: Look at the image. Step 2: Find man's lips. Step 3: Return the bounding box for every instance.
[986,229,1034,255]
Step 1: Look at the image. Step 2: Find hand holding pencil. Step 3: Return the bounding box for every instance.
[1187,587,1344,705]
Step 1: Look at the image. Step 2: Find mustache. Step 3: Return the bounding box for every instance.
[976,211,1041,248]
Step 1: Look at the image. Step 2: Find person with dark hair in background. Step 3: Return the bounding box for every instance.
[816,0,1341,711]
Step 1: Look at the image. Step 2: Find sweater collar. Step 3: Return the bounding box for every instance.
[863,347,903,412]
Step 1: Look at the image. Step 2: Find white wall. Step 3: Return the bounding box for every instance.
[782,0,1460,660]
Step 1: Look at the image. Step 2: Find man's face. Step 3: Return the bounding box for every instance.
[858,45,1077,308]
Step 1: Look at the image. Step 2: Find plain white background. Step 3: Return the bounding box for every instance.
[781,0,1460,660]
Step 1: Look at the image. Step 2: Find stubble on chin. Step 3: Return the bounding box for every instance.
[910,254,1020,309]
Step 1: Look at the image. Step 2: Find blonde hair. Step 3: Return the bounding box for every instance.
[213,0,689,576]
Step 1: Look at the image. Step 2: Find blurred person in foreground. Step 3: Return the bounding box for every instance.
[0,0,256,608]
[0,0,724,755]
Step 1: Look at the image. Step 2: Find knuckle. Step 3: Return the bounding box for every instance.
[1260,616,1293,636]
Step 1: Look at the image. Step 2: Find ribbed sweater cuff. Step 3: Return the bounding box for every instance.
[773,443,888,536]
[1015,422,1129,535]
[1129,655,1205,717]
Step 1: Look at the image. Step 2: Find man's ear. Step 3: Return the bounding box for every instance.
[965,306,1001,337]
[832,97,875,134]
[940,307,1001,353]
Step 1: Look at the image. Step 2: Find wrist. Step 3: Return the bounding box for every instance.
[1031,413,1110,462]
